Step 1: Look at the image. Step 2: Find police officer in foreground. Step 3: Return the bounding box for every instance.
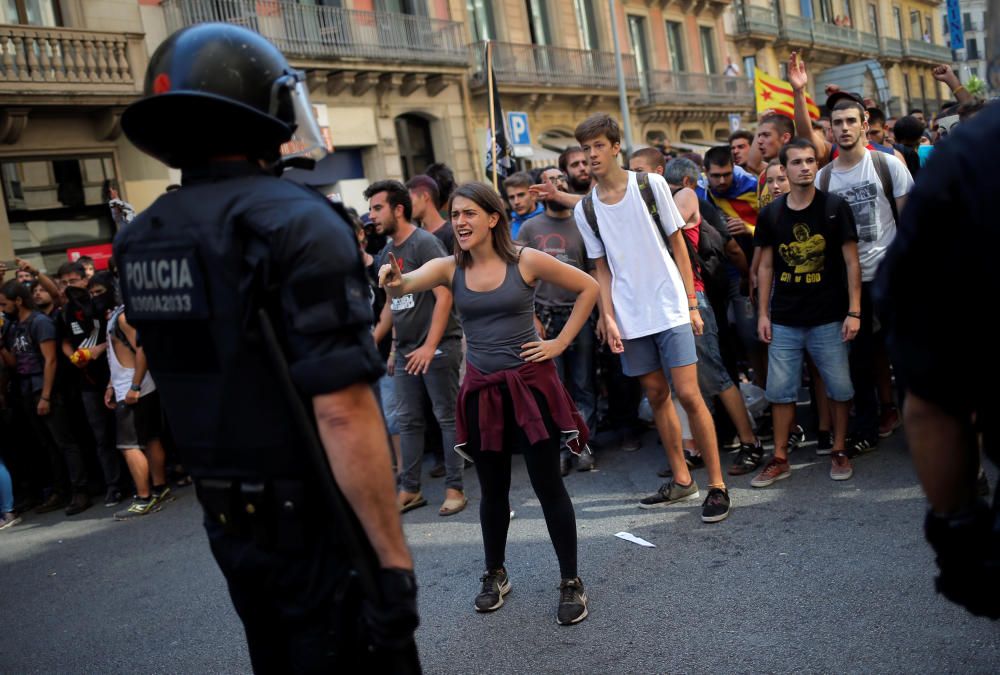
[875,100,1000,619]
[115,24,420,670]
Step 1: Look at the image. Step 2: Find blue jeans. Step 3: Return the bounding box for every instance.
[0,457,12,513]
[694,291,735,400]
[727,275,758,350]
[394,339,463,493]
[766,322,854,403]
[376,375,400,435]
[538,306,597,436]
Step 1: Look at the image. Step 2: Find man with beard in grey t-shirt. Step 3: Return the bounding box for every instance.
[518,167,597,474]
[367,180,466,517]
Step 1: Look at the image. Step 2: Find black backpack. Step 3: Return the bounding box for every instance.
[817,149,899,227]
[580,171,727,305]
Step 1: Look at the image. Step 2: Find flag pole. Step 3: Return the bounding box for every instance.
[487,40,498,192]
[609,0,634,161]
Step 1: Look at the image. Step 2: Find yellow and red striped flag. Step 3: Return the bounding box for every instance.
[754,68,820,120]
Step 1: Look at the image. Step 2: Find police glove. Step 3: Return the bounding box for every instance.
[924,500,1000,620]
[363,567,420,650]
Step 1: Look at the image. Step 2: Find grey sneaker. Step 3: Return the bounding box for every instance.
[556,577,589,625]
[151,485,174,507]
[637,480,700,509]
[474,567,511,612]
[114,497,159,521]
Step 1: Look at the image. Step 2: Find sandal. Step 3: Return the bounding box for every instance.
[398,492,427,513]
[439,494,468,516]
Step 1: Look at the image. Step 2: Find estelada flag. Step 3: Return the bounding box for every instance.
[754,68,820,120]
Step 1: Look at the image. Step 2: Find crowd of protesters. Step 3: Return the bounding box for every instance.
[0,56,988,547]
[0,231,188,529]
[363,57,990,531]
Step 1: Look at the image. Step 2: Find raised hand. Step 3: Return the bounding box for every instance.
[788,51,808,92]
[378,252,403,291]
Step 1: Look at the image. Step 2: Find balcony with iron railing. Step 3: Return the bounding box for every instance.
[881,36,903,58]
[779,14,815,45]
[161,0,469,67]
[471,42,639,90]
[903,38,952,63]
[734,3,779,39]
[644,71,754,107]
[0,24,144,100]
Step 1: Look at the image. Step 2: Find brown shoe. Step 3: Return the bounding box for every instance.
[65,492,93,516]
[35,492,68,514]
[750,456,791,488]
[830,452,854,481]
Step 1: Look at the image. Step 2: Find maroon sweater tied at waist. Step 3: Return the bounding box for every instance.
[455,360,589,456]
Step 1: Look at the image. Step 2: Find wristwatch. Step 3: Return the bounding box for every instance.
[130,384,142,392]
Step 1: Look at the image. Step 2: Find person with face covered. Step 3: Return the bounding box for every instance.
[59,271,122,507]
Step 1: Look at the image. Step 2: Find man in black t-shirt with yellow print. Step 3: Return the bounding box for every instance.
[753,138,862,488]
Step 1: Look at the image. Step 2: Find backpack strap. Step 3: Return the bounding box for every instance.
[818,163,833,193]
[581,190,600,243]
[635,171,670,250]
[869,149,899,226]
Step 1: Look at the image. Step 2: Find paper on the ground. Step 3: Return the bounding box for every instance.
[615,532,656,547]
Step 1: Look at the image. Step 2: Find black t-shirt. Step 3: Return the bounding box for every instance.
[430,221,455,255]
[755,191,858,327]
[58,307,111,392]
[8,311,56,394]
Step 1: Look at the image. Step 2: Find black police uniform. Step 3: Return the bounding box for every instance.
[114,163,385,670]
[875,102,1000,620]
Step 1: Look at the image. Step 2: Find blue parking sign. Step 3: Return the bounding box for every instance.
[507,112,531,146]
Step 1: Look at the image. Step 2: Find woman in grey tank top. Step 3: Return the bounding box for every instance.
[379,182,598,626]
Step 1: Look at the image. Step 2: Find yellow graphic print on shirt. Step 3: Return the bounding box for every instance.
[778,223,826,283]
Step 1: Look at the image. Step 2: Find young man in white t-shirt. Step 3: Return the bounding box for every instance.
[817,98,913,455]
[572,114,731,523]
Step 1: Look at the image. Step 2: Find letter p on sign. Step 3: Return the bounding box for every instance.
[508,112,530,146]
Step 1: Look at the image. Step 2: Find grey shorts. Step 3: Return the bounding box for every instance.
[115,391,163,450]
[620,323,698,378]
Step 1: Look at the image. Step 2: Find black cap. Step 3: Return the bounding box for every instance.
[825,90,865,112]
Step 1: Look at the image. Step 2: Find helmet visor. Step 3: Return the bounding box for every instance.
[279,76,329,168]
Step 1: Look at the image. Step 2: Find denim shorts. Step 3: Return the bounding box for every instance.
[693,291,735,398]
[620,323,698,377]
[766,321,854,403]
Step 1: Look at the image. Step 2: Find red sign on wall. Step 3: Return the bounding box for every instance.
[67,244,114,270]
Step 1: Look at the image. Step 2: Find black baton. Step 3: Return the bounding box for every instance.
[257,309,421,672]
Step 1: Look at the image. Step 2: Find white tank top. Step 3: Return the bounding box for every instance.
[107,306,155,401]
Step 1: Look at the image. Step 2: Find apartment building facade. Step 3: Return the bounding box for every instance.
[732,0,952,118]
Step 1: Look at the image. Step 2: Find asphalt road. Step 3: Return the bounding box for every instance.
[2,428,998,674]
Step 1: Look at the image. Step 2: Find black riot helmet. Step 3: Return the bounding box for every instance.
[121,23,326,169]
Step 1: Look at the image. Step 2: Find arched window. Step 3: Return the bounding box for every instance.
[394,114,436,181]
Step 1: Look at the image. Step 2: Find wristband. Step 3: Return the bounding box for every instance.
[846,311,860,319]
[40,395,50,402]
[952,85,967,95]
[689,306,699,311]
[130,384,142,392]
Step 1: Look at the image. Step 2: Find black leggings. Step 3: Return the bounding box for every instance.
[464,387,578,579]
